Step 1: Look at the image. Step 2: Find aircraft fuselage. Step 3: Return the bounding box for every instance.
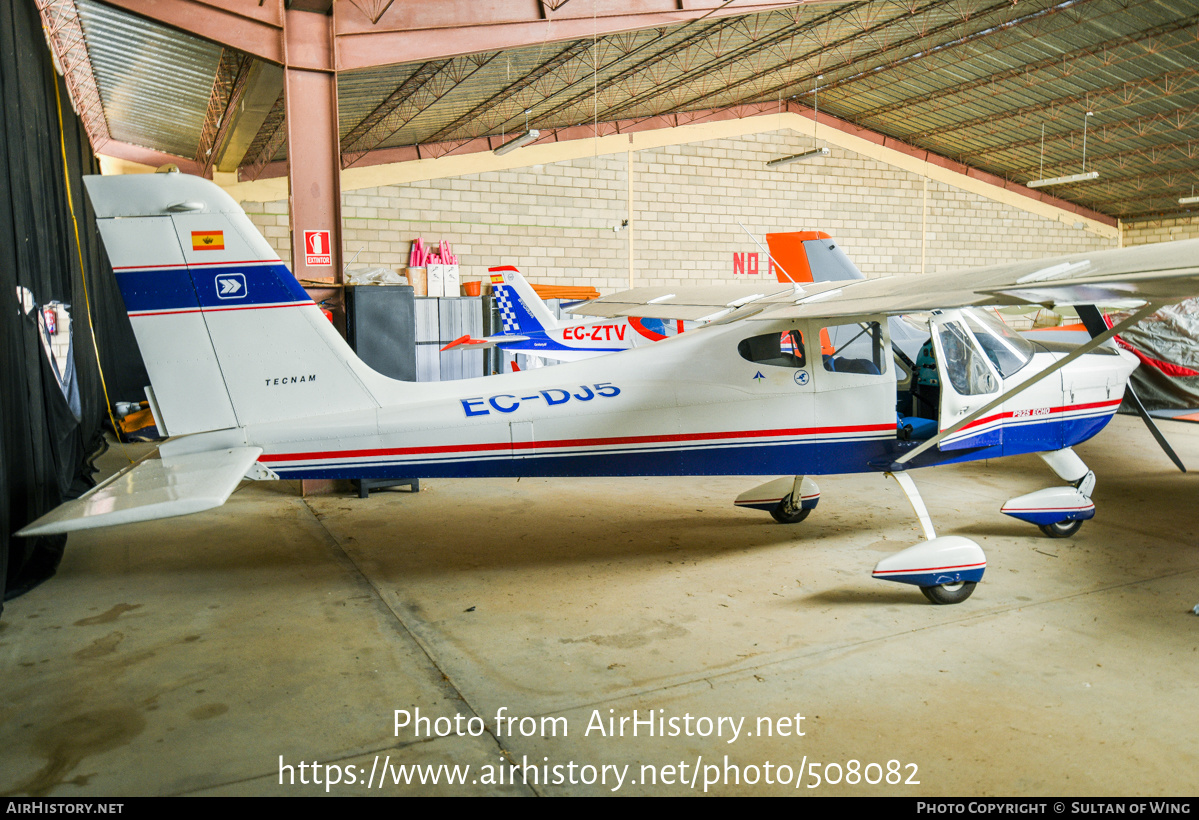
[162,316,1136,482]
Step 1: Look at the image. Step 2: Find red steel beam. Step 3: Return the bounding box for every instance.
[36,0,111,151]
[283,8,343,295]
[97,0,285,63]
[95,139,205,175]
[97,0,812,71]
[334,0,813,71]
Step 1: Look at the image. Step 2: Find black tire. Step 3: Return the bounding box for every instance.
[1039,519,1083,538]
[770,494,810,524]
[920,581,977,605]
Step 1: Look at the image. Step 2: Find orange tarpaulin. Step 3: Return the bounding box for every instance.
[529,284,600,301]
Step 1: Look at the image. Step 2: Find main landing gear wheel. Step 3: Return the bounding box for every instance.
[1039,519,1083,539]
[920,581,977,605]
[770,494,810,524]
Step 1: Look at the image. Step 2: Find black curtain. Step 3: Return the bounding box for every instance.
[1,1,149,614]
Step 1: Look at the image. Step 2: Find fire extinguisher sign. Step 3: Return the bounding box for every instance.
[303,230,332,267]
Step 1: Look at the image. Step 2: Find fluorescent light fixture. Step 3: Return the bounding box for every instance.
[1179,195,1199,205]
[1027,170,1099,188]
[766,146,829,167]
[493,129,539,156]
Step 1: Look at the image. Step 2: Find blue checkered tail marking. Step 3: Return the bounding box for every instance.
[493,283,548,335]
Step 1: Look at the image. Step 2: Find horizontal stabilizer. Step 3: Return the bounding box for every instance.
[440,334,527,351]
[16,447,262,536]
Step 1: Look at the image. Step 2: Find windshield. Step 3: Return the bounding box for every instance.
[963,309,1036,378]
[938,321,998,396]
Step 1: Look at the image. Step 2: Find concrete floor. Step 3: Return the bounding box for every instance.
[1,413,1197,797]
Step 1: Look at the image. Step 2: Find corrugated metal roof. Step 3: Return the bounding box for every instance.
[77,0,221,158]
[66,0,1199,220]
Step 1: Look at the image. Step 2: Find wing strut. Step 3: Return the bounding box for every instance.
[1075,305,1185,473]
[891,303,1159,468]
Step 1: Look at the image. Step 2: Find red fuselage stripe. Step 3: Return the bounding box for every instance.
[129,302,311,317]
[954,398,1121,433]
[261,423,898,463]
[874,561,987,575]
[113,259,279,271]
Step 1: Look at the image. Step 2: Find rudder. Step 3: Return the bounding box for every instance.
[488,265,560,335]
[766,231,865,283]
[85,172,384,435]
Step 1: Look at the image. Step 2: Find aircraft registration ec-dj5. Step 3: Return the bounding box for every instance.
[19,172,1199,605]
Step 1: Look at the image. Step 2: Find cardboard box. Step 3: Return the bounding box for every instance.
[426,264,444,298]
[404,267,427,296]
[426,264,459,298]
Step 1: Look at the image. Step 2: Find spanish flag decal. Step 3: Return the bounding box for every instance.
[490,273,505,284]
[192,230,225,251]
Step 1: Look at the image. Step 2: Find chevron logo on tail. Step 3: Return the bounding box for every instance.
[215,273,246,299]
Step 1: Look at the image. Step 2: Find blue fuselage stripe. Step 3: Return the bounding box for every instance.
[268,413,1117,480]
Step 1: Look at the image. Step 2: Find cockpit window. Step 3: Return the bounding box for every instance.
[962,309,1035,378]
[822,322,887,375]
[738,330,806,368]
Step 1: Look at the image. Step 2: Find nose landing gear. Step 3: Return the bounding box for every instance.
[1001,448,1095,537]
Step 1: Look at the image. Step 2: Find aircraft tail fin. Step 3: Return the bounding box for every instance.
[488,266,560,335]
[83,172,387,437]
[766,231,865,283]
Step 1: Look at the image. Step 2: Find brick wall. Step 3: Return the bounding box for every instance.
[239,129,1116,292]
[1122,215,1199,247]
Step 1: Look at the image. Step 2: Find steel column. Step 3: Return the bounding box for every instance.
[283,9,343,319]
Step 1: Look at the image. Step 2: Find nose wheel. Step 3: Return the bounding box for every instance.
[1038,519,1083,538]
[1003,450,1096,538]
[771,494,811,524]
[920,581,977,605]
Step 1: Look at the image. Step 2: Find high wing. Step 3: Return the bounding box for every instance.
[569,282,807,322]
[571,241,1199,323]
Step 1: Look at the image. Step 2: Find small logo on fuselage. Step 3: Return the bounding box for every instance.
[215,273,246,299]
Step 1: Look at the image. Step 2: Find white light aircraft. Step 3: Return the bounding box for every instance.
[441,265,691,362]
[18,172,1199,605]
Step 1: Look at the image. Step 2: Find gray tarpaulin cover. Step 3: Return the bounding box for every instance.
[1114,298,1199,411]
